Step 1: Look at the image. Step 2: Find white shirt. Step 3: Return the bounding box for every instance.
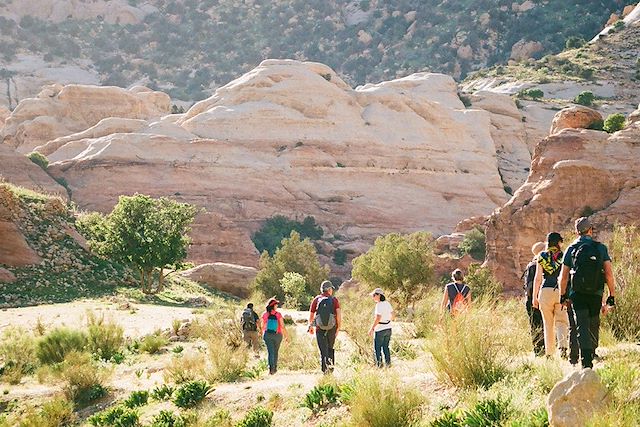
[374,300,393,332]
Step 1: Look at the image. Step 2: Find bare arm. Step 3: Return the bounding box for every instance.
[532,263,542,308]
[278,316,288,340]
[335,308,341,337]
[559,264,570,296]
[441,287,449,311]
[603,260,615,297]
[368,313,381,336]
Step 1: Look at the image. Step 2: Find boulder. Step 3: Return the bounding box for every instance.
[181,263,258,298]
[0,220,41,267]
[547,369,607,427]
[550,106,603,135]
[510,39,543,61]
[0,268,16,283]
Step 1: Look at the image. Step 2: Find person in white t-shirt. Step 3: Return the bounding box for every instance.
[368,288,395,367]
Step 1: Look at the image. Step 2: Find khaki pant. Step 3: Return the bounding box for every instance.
[243,330,260,351]
[538,287,569,356]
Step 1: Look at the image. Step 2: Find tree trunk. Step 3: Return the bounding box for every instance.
[157,268,165,293]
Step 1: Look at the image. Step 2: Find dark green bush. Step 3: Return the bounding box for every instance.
[574,91,595,106]
[332,248,347,265]
[173,380,213,408]
[27,152,49,170]
[88,405,139,427]
[565,36,586,49]
[302,383,341,412]
[252,215,324,256]
[587,119,604,131]
[236,406,273,427]
[517,88,544,100]
[123,390,149,408]
[458,228,486,260]
[464,397,512,426]
[151,384,175,401]
[603,113,626,133]
[36,328,88,364]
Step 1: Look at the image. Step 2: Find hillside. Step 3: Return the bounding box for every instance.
[0,0,627,106]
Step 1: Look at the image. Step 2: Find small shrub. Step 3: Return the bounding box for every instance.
[517,88,544,100]
[55,351,109,405]
[587,119,604,131]
[346,373,423,427]
[13,397,76,427]
[565,36,586,49]
[172,345,184,354]
[191,307,244,349]
[458,93,472,107]
[205,341,248,383]
[88,405,139,427]
[150,410,186,427]
[333,248,347,265]
[164,352,205,384]
[123,390,149,408]
[139,333,169,354]
[413,290,442,339]
[280,271,308,310]
[205,409,233,427]
[574,91,595,106]
[173,380,213,408]
[464,264,502,300]
[391,340,418,360]
[27,151,49,170]
[614,20,625,30]
[0,327,37,384]
[86,312,124,361]
[464,397,511,426]
[429,410,463,427]
[603,113,626,133]
[151,384,175,401]
[303,383,341,412]
[36,328,88,365]
[236,406,273,427]
[458,227,486,260]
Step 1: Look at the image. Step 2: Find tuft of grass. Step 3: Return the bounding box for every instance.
[164,352,206,384]
[204,341,248,383]
[88,405,139,427]
[151,384,175,401]
[302,381,342,412]
[173,380,213,408]
[8,396,76,427]
[139,332,169,354]
[278,328,317,371]
[0,327,38,384]
[150,410,187,427]
[123,390,149,408]
[36,327,88,365]
[236,406,273,427]
[86,312,124,361]
[54,351,110,406]
[463,397,512,427]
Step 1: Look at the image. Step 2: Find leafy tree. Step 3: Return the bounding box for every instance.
[464,264,503,300]
[78,194,198,293]
[252,215,323,255]
[458,228,486,261]
[517,88,544,100]
[253,231,329,304]
[603,113,626,133]
[280,272,307,309]
[565,36,585,49]
[574,91,595,106]
[352,232,434,307]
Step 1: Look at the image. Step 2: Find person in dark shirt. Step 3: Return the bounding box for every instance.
[308,281,341,373]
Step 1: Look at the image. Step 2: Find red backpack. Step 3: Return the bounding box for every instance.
[451,283,468,315]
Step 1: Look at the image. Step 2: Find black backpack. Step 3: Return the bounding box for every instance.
[571,240,604,295]
[241,308,257,331]
[315,296,336,330]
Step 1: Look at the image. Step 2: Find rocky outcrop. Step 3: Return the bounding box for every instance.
[547,369,607,427]
[0,268,16,283]
[181,263,258,298]
[34,60,523,265]
[485,107,640,288]
[2,84,170,153]
[550,106,603,135]
[0,144,67,197]
[510,39,543,61]
[0,187,41,267]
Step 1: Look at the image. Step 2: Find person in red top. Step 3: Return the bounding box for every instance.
[308,280,341,373]
[262,297,288,375]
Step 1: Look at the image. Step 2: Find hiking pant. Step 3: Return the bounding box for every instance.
[538,287,569,356]
[526,299,544,356]
[263,332,282,373]
[243,330,260,351]
[316,327,337,373]
[570,293,602,368]
[374,328,392,367]
[566,303,580,364]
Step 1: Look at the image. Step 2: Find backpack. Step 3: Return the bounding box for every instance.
[314,296,336,330]
[522,262,537,299]
[450,283,468,315]
[265,313,279,333]
[241,308,257,331]
[571,240,604,295]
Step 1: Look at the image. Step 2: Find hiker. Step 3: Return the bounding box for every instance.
[308,280,341,373]
[441,269,471,314]
[262,297,288,375]
[559,217,615,369]
[368,288,395,367]
[241,303,261,352]
[523,241,545,356]
[532,232,569,358]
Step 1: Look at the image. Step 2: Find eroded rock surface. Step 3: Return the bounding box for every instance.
[550,106,603,135]
[181,263,258,298]
[547,369,607,427]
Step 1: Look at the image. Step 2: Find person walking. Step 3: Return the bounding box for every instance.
[533,232,569,358]
[367,288,394,367]
[559,217,615,369]
[441,269,471,314]
[241,303,261,352]
[523,241,545,356]
[308,280,341,373]
[262,297,288,375]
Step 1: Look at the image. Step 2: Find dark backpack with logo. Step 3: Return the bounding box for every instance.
[571,240,604,295]
[315,296,336,330]
[241,308,257,331]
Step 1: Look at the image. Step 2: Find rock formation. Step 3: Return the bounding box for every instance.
[181,263,258,298]
[549,106,603,135]
[0,144,66,197]
[0,186,42,267]
[2,84,170,153]
[2,60,537,266]
[484,105,640,289]
[547,369,607,427]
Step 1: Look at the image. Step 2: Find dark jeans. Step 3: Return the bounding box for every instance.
[374,328,392,367]
[316,327,337,373]
[526,299,544,356]
[566,303,580,364]
[263,332,283,373]
[570,293,602,368]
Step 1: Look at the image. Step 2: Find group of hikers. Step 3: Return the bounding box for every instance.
[240,215,614,374]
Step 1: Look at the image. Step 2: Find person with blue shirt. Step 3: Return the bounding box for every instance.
[559,217,615,369]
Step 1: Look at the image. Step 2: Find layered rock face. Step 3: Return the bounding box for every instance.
[181,263,258,298]
[485,106,640,289]
[2,84,170,153]
[0,144,67,197]
[2,60,534,266]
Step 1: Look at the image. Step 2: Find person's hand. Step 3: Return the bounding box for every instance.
[307,325,315,335]
[532,299,539,309]
[368,328,374,337]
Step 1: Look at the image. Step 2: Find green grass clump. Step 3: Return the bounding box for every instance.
[86,312,124,361]
[139,333,169,354]
[151,384,175,401]
[302,382,342,412]
[54,351,109,406]
[36,327,88,365]
[172,380,213,408]
[0,327,38,384]
[7,397,76,427]
[150,410,187,427]
[236,406,273,427]
[123,390,149,408]
[88,405,139,427]
[205,341,248,383]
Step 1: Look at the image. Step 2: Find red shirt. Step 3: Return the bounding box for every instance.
[310,293,340,313]
[261,310,283,334]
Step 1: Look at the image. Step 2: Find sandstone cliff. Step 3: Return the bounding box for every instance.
[484,106,640,289]
[2,60,538,266]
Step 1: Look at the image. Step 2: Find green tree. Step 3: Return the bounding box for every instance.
[464,264,503,300]
[458,228,486,260]
[79,194,198,293]
[253,231,329,304]
[280,272,307,309]
[565,36,585,49]
[603,113,626,133]
[574,91,595,106]
[252,215,323,255]
[352,232,434,307]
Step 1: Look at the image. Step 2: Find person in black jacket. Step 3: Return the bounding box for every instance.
[524,241,545,356]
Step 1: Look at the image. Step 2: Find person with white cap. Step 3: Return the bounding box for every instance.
[368,288,394,367]
[308,280,341,373]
